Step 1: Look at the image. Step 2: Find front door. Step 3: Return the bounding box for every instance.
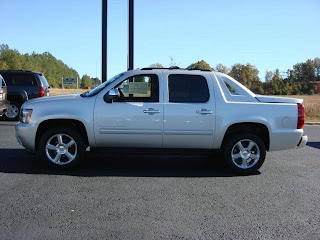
[163,73,215,149]
[94,73,163,148]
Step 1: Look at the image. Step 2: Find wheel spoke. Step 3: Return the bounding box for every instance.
[65,151,75,160]
[247,141,255,151]
[232,152,241,160]
[47,144,57,151]
[65,140,75,149]
[236,142,245,151]
[241,157,247,168]
[251,154,260,160]
[54,152,62,162]
[57,134,64,145]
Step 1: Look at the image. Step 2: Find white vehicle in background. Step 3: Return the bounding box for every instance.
[0,74,10,117]
[15,68,307,173]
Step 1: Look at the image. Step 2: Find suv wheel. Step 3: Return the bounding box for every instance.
[224,133,266,174]
[4,101,21,121]
[37,127,86,169]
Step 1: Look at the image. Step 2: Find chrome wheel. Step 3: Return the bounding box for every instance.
[5,104,19,119]
[45,134,77,165]
[231,139,260,169]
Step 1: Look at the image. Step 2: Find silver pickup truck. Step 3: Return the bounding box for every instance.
[16,68,308,173]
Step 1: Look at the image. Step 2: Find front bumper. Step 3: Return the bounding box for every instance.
[15,122,37,151]
[297,135,308,148]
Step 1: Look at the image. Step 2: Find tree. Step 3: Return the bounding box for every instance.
[149,63,164,68]
[215,64,227,73]
[229,63,260,90]
[187,60,214,70]
[80,75,92,89]
[265,70,273,82]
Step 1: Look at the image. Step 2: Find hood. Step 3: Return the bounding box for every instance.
[255,95,303,104]
[25,94,81,104]
[23,94,83,108]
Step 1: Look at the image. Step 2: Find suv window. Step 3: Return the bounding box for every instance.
[115,74,159,102]
[168,74,209,103]
[1,73,37,86]
[38,74,49,87]
[12,74,37,86]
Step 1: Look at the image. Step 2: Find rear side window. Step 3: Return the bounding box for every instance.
[168,74,209,103]
[11,74,37,86]
[38,75,49,87]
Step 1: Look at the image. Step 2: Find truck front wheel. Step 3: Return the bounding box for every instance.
[37,127,86,169]
[224,133,266,174]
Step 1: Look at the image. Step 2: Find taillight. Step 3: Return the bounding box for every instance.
[39,86,45,97]
[297,103,305,129]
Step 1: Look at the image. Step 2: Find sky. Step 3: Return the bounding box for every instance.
[1,0,320,81]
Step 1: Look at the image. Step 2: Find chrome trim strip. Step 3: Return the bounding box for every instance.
[164,130,213,135]
[99,129,163,135]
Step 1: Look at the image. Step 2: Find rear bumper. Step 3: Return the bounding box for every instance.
[297,135,308,148]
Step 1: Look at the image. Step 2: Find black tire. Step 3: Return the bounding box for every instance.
[3,101,21,121]
[37,127,86,169]
[224,133,266,174]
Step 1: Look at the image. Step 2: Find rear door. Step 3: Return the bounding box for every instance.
[163,73,215,149]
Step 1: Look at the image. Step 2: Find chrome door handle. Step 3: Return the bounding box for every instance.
[143,108,160,115]
[196,108,213,115]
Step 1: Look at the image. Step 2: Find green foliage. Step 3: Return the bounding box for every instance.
[149,63,164,68]
[187,60,214,71]
[215,64,227,73]
[2,43,319,94]
[0,44,91,88]
[80,74,92,89]
[229,63,261,92]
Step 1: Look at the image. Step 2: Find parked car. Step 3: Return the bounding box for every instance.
[0,70,50,120]
[15,68,308,173]
[0,74,10,117]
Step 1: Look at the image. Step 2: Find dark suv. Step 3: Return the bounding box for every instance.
[0,74,10,117]
[0,70,50,120]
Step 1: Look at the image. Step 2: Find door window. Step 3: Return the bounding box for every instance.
[168,74,209,103]
[115,74,159,102]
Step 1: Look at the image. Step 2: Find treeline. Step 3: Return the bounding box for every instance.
[154,58,320,95]
[0,44,99,88]
[1,44,319,94]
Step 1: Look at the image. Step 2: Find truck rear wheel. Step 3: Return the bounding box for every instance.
[37,127,86,169]
[224,133,266,174]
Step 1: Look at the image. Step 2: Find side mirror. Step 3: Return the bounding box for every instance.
[104,89,120,103]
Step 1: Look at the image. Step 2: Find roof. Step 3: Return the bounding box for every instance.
[0,70,43,75]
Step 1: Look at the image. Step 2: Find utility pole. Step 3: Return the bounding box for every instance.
[102,0,107,82]
[128,0,134,70]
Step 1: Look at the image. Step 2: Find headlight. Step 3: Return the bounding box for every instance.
[20,109,33,123]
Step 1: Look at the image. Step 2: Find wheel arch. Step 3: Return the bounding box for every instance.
[220,122,270,151]
[35,119,89,151]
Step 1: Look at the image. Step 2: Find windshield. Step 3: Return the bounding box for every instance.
[81,72,125,97]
